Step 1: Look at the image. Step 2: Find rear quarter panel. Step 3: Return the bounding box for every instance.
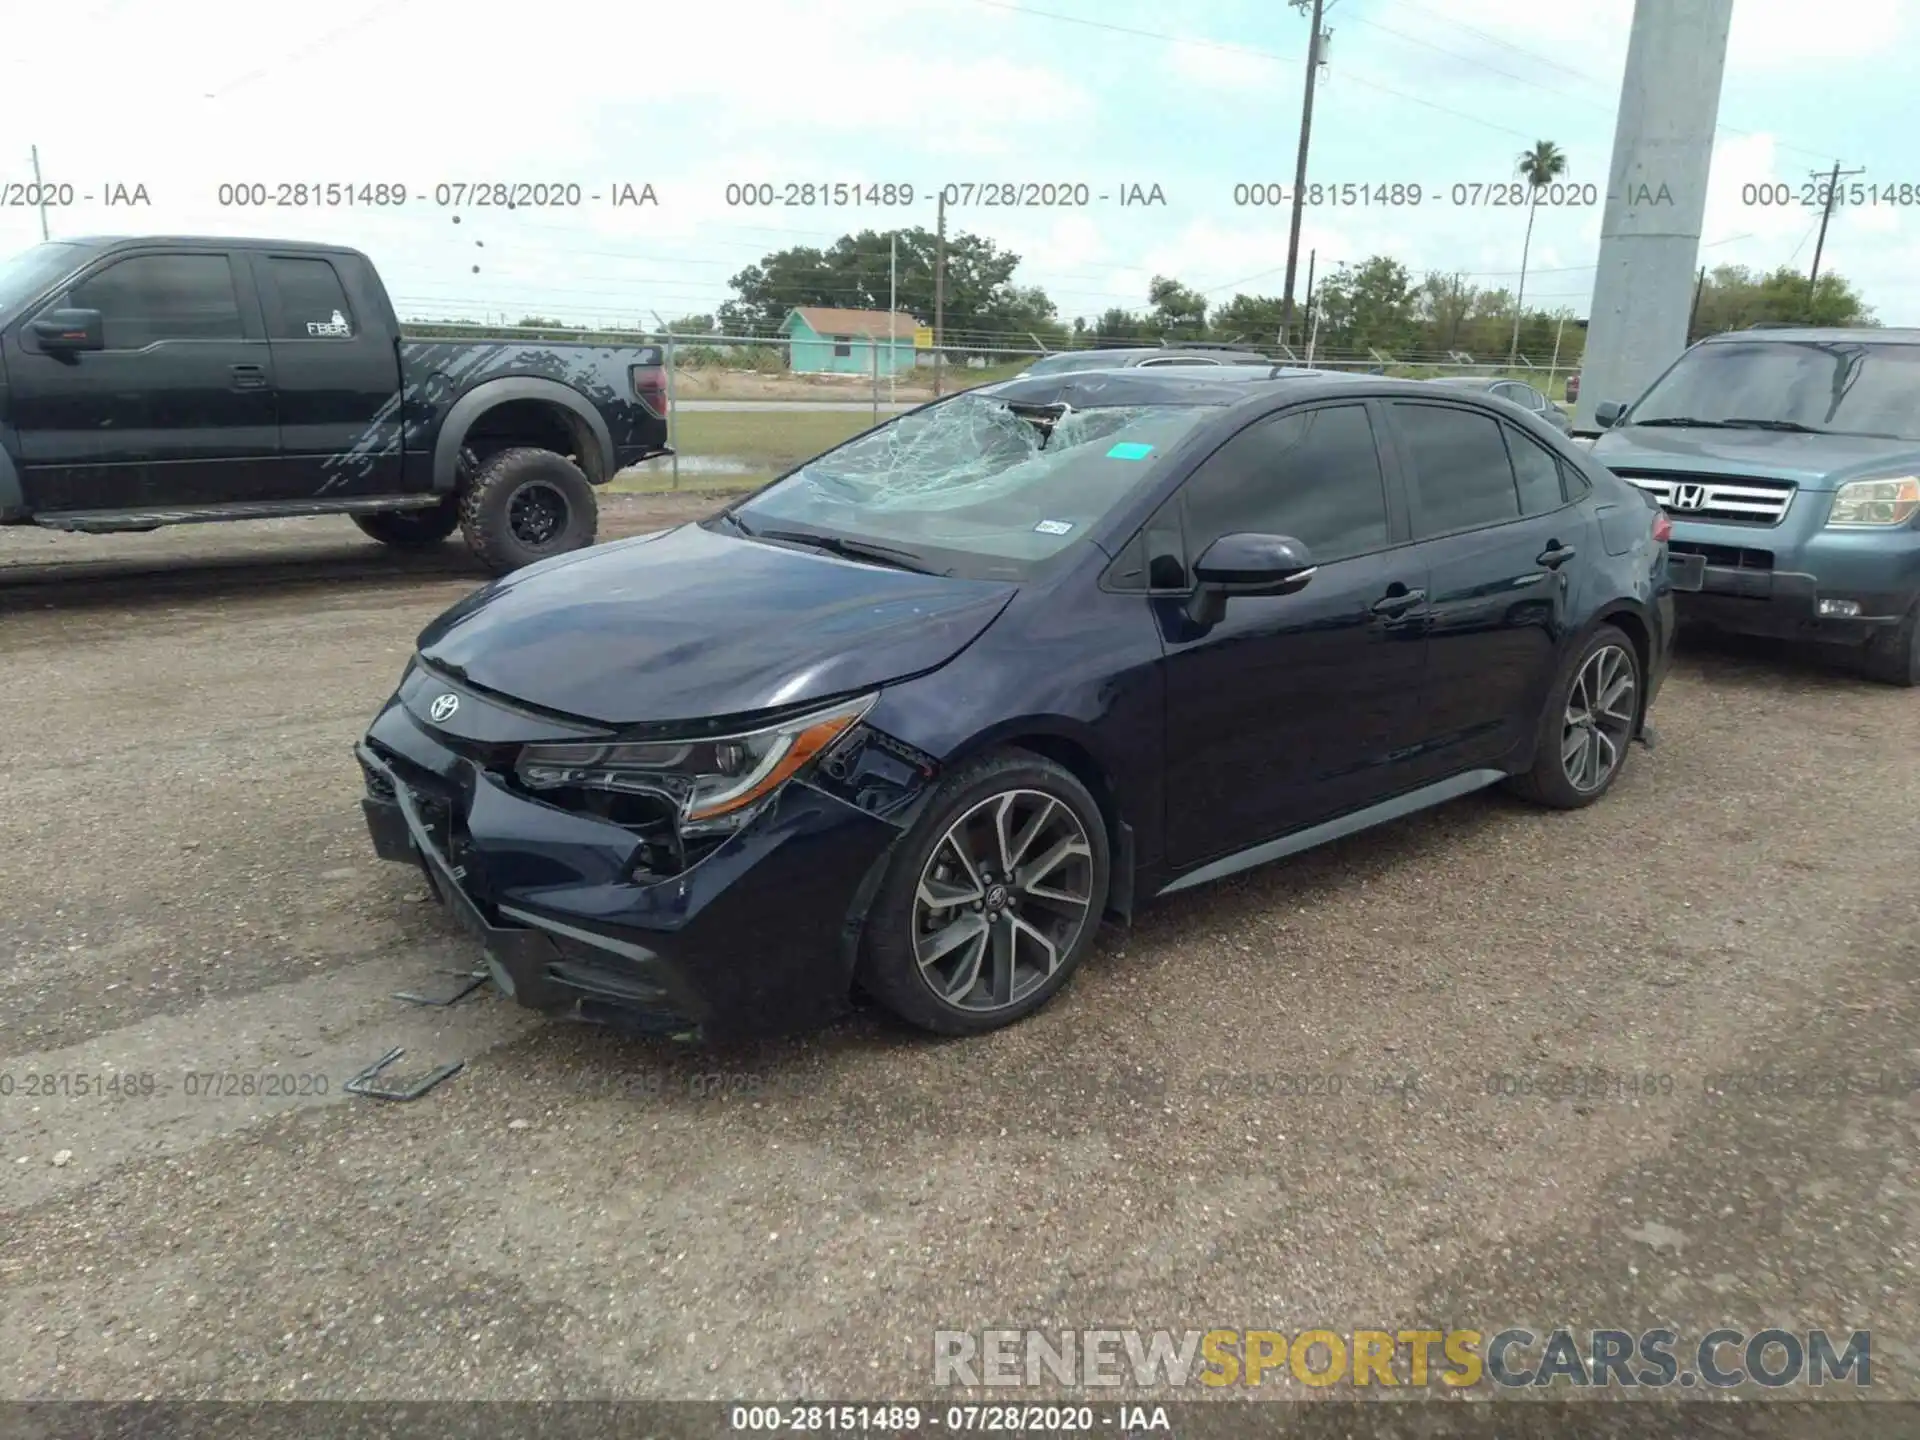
[399,340,668,470]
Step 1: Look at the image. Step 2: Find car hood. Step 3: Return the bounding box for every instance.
[1592,426,1920,490]
[414,523,1019,726]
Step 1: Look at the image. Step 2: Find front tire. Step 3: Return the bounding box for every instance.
[1860,602,1920,687]
[1508,623,1642,810]
[459,447,598,575]
[352,496,460,549]
[859,750,1110,1036]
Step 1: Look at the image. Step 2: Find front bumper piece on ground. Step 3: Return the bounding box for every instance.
[355,720,905,1041]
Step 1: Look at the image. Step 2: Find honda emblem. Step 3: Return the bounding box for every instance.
[1671,483,1709,511]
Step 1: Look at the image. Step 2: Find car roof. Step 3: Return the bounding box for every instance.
[1703,326,1920,346]
[1431,376,1509,390]
[59,234,365,256]
[980,366,1468,411]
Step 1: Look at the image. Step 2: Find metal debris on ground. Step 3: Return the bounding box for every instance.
[393,967,489,1007]
[343,1047,465,1102]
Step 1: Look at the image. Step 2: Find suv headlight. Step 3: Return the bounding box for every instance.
[1827,476,1920,528]
[514,693,876,836]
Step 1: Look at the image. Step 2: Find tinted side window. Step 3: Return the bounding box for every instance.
[67,254,242,347]
[1393,402,1520,536]
[1505,426,1565,516]
[266,257,354,339]
[1183,404,1389,564]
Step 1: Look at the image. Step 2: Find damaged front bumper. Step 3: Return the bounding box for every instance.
[355,699,916,1041]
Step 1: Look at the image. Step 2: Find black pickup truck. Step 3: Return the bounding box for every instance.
[0,235,672,573]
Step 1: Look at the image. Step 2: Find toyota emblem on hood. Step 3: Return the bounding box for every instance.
[428,693,460,723]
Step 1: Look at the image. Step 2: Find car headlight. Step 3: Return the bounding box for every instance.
[514,693,876,836]
[1827,476,1920,528]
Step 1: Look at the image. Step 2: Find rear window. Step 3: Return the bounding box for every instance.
[734,391,1224,577]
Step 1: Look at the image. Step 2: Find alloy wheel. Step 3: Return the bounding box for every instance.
[1561,643,1637,794]
[507,481,569,548]
[911,789,1096,1013]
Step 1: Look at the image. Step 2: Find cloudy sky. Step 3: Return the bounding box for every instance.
[1,0,1912,333]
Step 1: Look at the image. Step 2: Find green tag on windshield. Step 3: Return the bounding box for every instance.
[1106,442,1154,460]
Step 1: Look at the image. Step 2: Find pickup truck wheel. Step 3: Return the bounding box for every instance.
[1860,602,1920,687]
[459,447,598,575]
[351,497,460,549]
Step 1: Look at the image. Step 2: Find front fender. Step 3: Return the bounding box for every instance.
[431,376,615,493]
[0,445,22,521]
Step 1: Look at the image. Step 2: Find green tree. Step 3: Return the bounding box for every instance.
[663,313,716,336]
[1147,275,1209,340]
[1211,293,1287,345]
[1416,273,1477,353]
[1316,256,1417,355]
[1510,139,1568,363]
[716,228,1047,344]
[1687,263,1874,338]
[1092,307,1142,343]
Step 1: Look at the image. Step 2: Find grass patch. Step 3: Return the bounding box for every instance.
[608,409,882,494]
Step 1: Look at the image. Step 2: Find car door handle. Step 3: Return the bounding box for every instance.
[1537,543,1577,568]
[230,364,268,390]
[1370,587,1427,617]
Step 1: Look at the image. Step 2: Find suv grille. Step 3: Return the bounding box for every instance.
[1614,471,1796,526]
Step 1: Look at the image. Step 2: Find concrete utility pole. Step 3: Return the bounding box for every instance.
[1807,162,1866,300]
[1575,0,1734,432]
[1279,0,1331,348]
[934,191,947,398]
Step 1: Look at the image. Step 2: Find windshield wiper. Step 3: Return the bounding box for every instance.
[714,509,755,536]
[749,527,943,574]
[1632,417,1745,429]
[1719,418,1834,434]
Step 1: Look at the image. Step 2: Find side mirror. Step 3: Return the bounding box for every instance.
[1193,532,1317,595]
[29,308,105,353]
[1594,400,1627,429]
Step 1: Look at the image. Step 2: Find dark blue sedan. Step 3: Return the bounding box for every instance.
[357,367,1675,1040]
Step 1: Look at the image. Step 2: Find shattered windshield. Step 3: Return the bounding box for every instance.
[732,392,1223,575]
[1628,340,1920,440]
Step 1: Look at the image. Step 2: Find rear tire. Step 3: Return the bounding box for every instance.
[858,749,1110,1036]
[1859,602,1920,687]
[1507,623,1642,810]
[459,447,598,576]
[352,497,460,549]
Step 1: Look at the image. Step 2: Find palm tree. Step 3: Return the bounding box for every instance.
[1509,140,1568,366]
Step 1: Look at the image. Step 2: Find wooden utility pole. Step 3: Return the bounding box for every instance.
[1807,161,1865,301]
[933,191,947,398]
[30,145,49,241]
[1687,264,1706,340]
[1279,0,1328,348]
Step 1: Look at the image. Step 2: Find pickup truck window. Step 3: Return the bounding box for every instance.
[265,256,356,339]
[67,253,244,348]
[0,242,83,325]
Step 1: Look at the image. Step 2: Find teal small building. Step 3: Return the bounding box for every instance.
[781,305,922,376]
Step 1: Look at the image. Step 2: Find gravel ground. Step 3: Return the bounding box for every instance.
[1,500,1915,1408]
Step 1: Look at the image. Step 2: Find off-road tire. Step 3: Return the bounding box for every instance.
[351,497,461,549]
[1507,623,1643,810]
[1859,602,1920,687]
[458,447,598,576]
[858,749,1110,1037]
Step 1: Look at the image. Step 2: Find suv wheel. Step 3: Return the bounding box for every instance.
[1508,624,1642,809]
[859,750,1110,1036]
[1860,602,1920,687]
[351,496,460,549]
[459,447,598,575]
